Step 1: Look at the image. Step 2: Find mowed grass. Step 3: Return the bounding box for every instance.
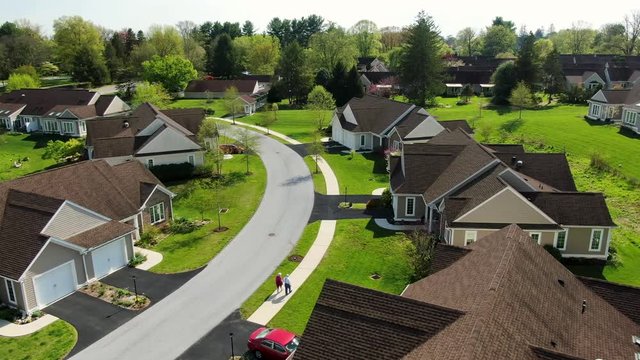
[0,133,61,181]
[431,96,640,181]
[240,221,322,318]
[167,99,228,117]
[323,151,389,195]
[0,320,77,360]
[268,219,412,334]
[304,156,326,194]
[240,109,332,143]
[150,154,266,273]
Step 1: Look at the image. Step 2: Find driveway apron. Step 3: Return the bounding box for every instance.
[72,130,314,360]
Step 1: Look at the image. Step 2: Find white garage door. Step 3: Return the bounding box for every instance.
[92,238,127,279]
[34,261,77,308]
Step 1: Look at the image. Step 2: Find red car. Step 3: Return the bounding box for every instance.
[247,327,299,359]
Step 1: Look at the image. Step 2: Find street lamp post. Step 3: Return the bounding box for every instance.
[229,332,235,359]
[132,275,138,301]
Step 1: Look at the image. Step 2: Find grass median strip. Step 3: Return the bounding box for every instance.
[0,320,77,360]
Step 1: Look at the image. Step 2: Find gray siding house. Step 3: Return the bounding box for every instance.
[0,160,174,313]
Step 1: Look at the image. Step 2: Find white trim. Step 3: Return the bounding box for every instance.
[31,259,78,308]
[149,202,166,224]
[86,231,135,252]
[405,197,416,216]
[400,284,411,296]
[139,184,177,210]
[5,278,17,304]
[498,168,538,192]
[528,232,542,244]
[554,229,567,250]
[18,239,53,281]
[448,226,563,232]
[562,225,616,229]
[464,230,477,246]
[380,104,416,135]
[561,254,608,260]
[589,228,604,252]
[454,186,557,224]
[49,237,86,252]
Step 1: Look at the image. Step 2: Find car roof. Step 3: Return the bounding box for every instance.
[266,328,296,344]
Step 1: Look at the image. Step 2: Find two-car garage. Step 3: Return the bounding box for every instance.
[31,237,129,309]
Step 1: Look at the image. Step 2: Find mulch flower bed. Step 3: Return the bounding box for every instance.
[80,282,150,310]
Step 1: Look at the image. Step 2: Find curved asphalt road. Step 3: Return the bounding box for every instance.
[72,130,314,360]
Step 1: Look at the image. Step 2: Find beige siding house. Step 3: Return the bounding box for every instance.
[389,128,616,259]
[0,160,174,313]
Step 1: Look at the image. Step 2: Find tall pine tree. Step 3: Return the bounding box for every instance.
[515,32,538,87]
[276,42,312,104]
[207,33,238,78]
[399,11,444,107]
[542,48,565,103]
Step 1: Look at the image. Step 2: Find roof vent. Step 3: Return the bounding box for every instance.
[511,155,517,164]
[581,300,587,314]
[123,121,130,128]
[515,160,523,169]
[633,335,640,346]
[557,279,565,287]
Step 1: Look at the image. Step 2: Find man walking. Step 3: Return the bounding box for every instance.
[284,274,292,295]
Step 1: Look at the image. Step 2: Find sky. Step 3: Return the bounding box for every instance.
[2,0,638,37]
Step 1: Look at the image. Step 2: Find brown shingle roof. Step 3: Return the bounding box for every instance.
[184,79,258,93]
[0,190,63,279]
[437,119,473,134]
[337,95,414,134]
[0,160,164,280]
[67,220,135,248]
[294,280,464,360]
[523,192,615,227]
[494,152,577,192]
[401,224,640,360]
[578,276,640,325]
[0,89,98,116]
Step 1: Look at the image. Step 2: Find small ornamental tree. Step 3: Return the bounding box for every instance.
[6,73,40,91]
[262,103,278,134]
[42,138,85,163]
[405,230,437,281]
[461,84,474,103]
[197,118,229,176]
[306,85,336,130]
[131,81,171,108]
[509,81,534,119]
[223,86,243,124]
[237,128,259,174]
[307,130,325,174]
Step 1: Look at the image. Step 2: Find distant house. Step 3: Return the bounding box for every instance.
[183,79,261,99]
[356,57,388,72]
[0,89,129,136]
[237,95,258,115]
[331,95,471,152]
[0,160,174,313]
[561,55,640,90]
[586,86,640,122]
[389,128,615,259]
[295,224,640,360]
[86,103,205,167]
[359,72,399,95]
[444,55,512,97]
[621,102,640,134]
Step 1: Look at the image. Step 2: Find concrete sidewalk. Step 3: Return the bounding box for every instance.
[244,122,341,325]
[0,315,59,337]
[134,246,163,270]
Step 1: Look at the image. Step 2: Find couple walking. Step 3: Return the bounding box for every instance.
[275,273,292,295]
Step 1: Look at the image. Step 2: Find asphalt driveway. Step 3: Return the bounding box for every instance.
[177,310,262,360]
[46,267,201,357]
[46,292,135,357]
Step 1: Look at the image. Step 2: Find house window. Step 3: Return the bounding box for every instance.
[5,279,16,304]
[44,120,59,132]
[188,155,195,165]
[62,121,74,134]
[147,159,154,168]
[529,232,541,244]
[393,140,400,150]
[623,110,637,125]
[555,230,567,250]
[149,202,165,224]
[405,197,415,216]
[590,229,604,251]
[79,121,86,132]
[464,231,477,246]
[360,135,365,147]
[590,104,601,117]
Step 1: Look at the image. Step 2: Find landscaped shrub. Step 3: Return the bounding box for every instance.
[380,188,392,208]
[0,305,21,322]
[128,252,147,267]
[543,244,562,261]
[137,227,161,248]
[366,199,381,209]
[149,162,195,182]
[167,217,199,234]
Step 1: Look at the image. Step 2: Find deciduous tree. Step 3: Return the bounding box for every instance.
[53,16,104,73]
[482,24,517,56]
[491,61,517,105]
[262,103,278,134]
[349,20,382,58]
[405,230,436,280]
[509,81,534,119]
[277,42,313,104]
[234,35,281,75]
[223,86,243,124]
[237,128,259,175]
[142,55,197,93]
[456,27,478,56]
[131,81,171,108]
[6,73,39,91]
[308,27,358,71]
[306,85,336,130]
[307,130,325,174]
[147,25,184,57]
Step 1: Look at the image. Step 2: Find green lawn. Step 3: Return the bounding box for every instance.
[240,109,331,143]
[304,156,326,194]
[0,133,64,181]
[240,221,322,318]
[268,219,412,334]
[150,153,266,273]
[0,320,77,360]
[323,151,388,195]
[167,99,228,117]
[431,96,640,181]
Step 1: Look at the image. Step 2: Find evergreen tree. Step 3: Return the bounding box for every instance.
[71,45,110,85]
[242,21,255,36]
[542,48,565,103]
[491,61,517,105]
[314,68,331,88]
[276,42,313,104]
[208,33,238,77]
[398,11,444,107]
[515,32,538,86]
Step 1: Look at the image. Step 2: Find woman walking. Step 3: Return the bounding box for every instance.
[275,273,283,293]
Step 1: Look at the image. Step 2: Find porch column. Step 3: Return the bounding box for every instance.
[427,206,433,233]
